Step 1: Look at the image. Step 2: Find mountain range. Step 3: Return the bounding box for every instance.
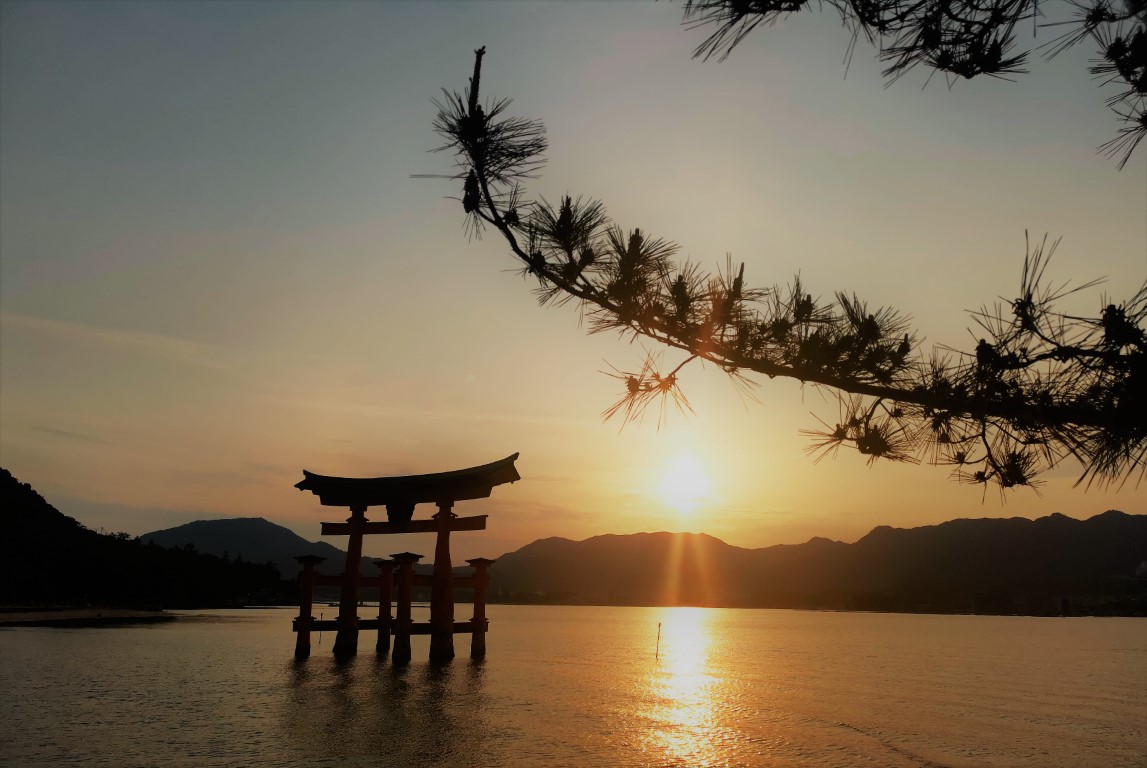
[489,512,1146,614]
[39,463,1146,616]
[139,510,1147,615]
[139,519,449,583]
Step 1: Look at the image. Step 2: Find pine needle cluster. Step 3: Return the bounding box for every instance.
[681,0,1147,168]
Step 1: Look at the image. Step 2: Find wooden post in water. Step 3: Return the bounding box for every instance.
[466,557,495,660]
[333,505,367,657]
[374,558,395,656]
[429,501,456,663]
[293,555,326,659]
[392,552,422,665]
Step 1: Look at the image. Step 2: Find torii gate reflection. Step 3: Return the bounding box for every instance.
[291,453,518,663]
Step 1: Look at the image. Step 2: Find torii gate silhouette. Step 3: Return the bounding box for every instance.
[291,453,519,662]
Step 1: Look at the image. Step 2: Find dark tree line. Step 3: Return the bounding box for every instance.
[678,0,1147,168]
[3,469,295,608]
[432,47,1145,494]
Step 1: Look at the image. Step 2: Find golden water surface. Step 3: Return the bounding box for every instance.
[1,605,1143,767]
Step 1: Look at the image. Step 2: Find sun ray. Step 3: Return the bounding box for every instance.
[662,532,686,605]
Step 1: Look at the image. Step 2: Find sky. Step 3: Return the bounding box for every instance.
[2,1,1144,563]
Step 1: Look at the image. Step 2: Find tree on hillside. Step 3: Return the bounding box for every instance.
[676,0,1147,168]
[431,48,1146,494]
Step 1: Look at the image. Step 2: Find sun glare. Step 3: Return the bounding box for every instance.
[659,454,711,514]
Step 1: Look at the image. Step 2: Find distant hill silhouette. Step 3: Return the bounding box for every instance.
[2,468,293,608]
[140,518,460,594]
[10,464,1143,615]
[490,513,1147,615]
[141,518,348,579]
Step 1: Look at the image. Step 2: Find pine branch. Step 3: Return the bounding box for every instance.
[431,48,1147,491]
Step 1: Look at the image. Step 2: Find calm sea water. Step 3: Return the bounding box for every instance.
[1,606,1143,767]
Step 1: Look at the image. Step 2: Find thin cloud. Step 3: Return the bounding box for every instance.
[1,311,240,373]
[518,473,572,483]
[33,426,107,444]
[166,467,276,488]
[266,394,596,430]
[241,460,294,476]
[0,311,362,391]
[493,497,597,522]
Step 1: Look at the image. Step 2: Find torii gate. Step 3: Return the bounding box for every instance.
[291,453,519,662]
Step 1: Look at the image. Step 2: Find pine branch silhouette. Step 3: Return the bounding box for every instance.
[432,48,1146,492]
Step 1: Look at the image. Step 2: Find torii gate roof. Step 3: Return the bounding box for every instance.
[295,453,520,508]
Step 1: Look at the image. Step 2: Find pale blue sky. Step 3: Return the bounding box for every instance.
[2,1,1143,561]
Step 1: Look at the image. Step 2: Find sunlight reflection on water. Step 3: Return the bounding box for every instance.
[644,608,721,766]
[2,606,1144,767]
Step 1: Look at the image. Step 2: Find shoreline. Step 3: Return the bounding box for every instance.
[0,608,177,627]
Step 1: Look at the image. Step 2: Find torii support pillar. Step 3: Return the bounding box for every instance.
[374,558,394,656]
[293,555,326,659]
[392,552,422,666]
[467,557,495,660]
[333,505,366,658]
[429,502,456,663]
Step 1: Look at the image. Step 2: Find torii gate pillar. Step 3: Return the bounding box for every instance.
[333,505,366,658]
[293,555,326,659]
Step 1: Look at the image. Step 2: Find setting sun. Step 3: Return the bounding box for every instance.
[659,454,712,514]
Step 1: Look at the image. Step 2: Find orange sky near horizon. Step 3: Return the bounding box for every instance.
[1,2,1143,563]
